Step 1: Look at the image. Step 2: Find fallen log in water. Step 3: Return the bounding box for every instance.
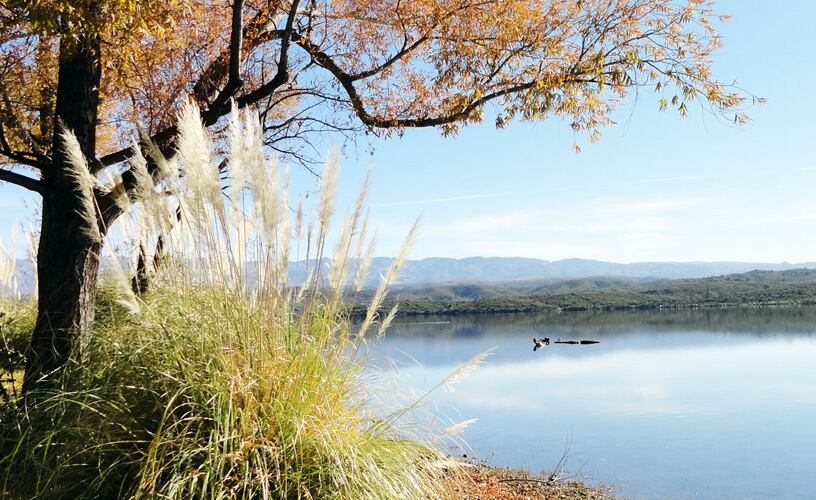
[532,338,599,350]
[552,339,600,345]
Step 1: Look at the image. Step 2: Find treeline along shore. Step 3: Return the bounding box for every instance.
[350,268,816,317]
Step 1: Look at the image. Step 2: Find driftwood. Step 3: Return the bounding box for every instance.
[533,337,599,350]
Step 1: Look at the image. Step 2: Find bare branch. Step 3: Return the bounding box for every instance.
[0,167,44,194]
[286,31,537,129]
[231,0,302,115]
[207,0,246,114]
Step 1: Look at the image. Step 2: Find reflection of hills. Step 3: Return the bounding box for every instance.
[388,308,816,338]
[374,308,816,367]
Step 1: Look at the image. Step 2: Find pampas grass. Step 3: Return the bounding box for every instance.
[0,232,16,297]
[0,102,474,499]
[59,124,102,242]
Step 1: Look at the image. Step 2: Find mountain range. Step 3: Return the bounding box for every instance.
[9,256,816,297]
[289,256,816,288]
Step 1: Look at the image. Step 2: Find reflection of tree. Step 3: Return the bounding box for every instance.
[388,308,816,339]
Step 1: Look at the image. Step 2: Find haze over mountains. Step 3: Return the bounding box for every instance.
[282,257,816,286]
[289,256,816,287]
[9,256,816,297]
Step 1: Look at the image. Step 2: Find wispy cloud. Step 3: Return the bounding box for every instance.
[374,192,517,208]
[414,196,713,261]
[373,174,727,209]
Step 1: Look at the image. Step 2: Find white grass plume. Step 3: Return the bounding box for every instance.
[376,303,398,338]
[0,231,17,296]
[441,418,478,438]
[354,232,376,292]
[317,148,340,238]
[21,223,39,299]
[175,100,220,225]
[59,125,101,242]
[439,347,495,391]
[226,102,246,215]
[358,218,419,335]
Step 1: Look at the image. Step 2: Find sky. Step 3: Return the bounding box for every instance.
[2,0,816,263]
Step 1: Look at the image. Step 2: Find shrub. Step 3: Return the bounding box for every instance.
[0,102,470,499]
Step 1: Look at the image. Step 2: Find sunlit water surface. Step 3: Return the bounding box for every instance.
[369,309,816,499]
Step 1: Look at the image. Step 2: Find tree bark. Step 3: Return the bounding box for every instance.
[131,242,149,295]
[23,32,102,392]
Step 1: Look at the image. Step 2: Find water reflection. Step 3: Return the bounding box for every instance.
[373,308,816,499]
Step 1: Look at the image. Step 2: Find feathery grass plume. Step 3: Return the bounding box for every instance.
[175,100,234,284]
[101,168,131,212]
[129,142,154,199]
[358,218,420,336]
[59,124,101,242]
[328,169,371,299]
[0,232,16,296]
[96,224,144,315]
[139,129,177,183]
[354,230,377,292]
[293,199,304,261]
[128,143,176,240]
[377,304,398,338]
[176,101,219,211]
[274,167,292,291]
[175,101,221,249]
[441,418,478,438]
[21,223,38,300]
[225,106,249,288]
[439,347,496,391]
[226,102,246,217]
[244,111,280,233]
[389,347,496,421]
[317,147,340,239]
[352,206,371,282]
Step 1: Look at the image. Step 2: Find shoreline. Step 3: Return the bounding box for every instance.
[355,297,816,319]
[449,462,611,499]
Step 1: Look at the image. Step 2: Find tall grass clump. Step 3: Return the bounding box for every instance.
[0,102,466,499]
[0,235,36,402]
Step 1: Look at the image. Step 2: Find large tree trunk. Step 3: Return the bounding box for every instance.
[23,33,102,392]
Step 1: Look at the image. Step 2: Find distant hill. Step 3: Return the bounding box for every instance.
[355,268,816,316]
[4,259,35,297]
[289,256,816,288]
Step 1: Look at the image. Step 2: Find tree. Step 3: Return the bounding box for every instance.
[0,0,752,391]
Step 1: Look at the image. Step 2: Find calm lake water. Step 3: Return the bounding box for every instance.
[372,309,816,499]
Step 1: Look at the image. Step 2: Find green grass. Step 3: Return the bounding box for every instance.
[0,105,472,499]
[0,298,35,401]
[0,286,451,499]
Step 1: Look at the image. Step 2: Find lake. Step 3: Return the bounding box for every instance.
[371,308,816,499]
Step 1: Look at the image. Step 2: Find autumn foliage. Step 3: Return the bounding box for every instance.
[1,0,752,169]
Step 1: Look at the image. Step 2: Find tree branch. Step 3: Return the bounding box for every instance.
[0,168,44,194]
[286,31,538,129]
[206,0,246,114]
[0,122,48,170]
[229,0,302,117]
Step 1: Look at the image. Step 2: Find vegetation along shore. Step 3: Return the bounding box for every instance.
[355,269,816,317]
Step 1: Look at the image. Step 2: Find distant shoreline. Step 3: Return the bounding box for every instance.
[363,297,816,317]
[349,268,816,318]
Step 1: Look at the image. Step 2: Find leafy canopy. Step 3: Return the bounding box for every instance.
[0,0,753,170]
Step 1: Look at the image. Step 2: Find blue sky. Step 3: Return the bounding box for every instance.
[2,0,815,263]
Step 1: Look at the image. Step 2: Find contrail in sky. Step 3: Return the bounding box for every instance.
[373,173,723,208]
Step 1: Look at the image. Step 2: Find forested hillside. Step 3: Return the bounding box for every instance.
[355,269,816,316]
